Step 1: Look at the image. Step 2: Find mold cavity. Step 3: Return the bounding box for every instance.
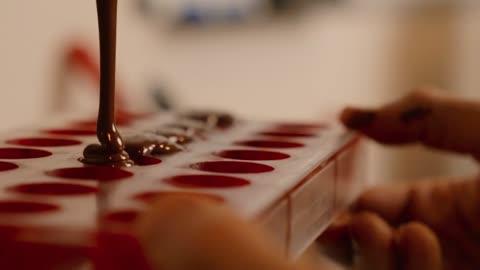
[47,167,133,182]
[258,131,315,138]
[216,150,290,161]
[0,148,52,159]
[103,210,140,223]
[0,162,18,172]
[11,183,98,196]
[274,123,326,130]
[7,138,82,147]
[235,140,304,149]
[164,174,250,188]
[134,191,225,203]
[191,161,274,174]
[0,201,59,214]
[134,156,162,166]
[44,129,97,136]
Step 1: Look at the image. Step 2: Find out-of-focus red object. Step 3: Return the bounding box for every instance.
[62,42,152,127]
[65,43,127,110]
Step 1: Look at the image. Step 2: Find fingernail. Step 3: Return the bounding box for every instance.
[399,106,432,123]
[342,109,377,129]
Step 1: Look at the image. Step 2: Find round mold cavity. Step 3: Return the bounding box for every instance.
[0,148,52,159]
[47,167,133,182]
[164,174,250,188]
[216,149,290,161]
[10,183,98,196]
[103,210,141,224]
[274,123,326,130]
[0,162,18,172]
[44,129,97,136]
[235,140,304,149]
[7,138,82,147]
[191,161,274,174]
[0,201,59,214]
[134,191,225,203]
[134,156,162,166]
[258,131,316,138]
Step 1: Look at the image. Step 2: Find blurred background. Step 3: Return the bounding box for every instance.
[1,0,479,183]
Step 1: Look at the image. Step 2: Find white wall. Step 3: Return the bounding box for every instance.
[0,2,395,127]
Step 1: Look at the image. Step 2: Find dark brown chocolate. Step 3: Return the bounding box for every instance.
[165,123,206,136]
[80,1,228,166]
[184,111,234,128]
[152,129,193,145]
[124,135,183,162]
[81,0,132,167]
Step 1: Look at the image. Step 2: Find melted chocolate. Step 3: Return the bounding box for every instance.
[79,1,232,166]
[82,0,132,167]
[184,111,234,128]
[165,122,206,136]
[151,129,193,145]
[123,134,183,162]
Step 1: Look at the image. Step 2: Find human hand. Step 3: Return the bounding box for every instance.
[133,195,311,270]
[321,87,480,270]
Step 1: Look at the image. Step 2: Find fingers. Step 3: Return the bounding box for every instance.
[355,177,472,225]
[347,213,442,270]
[395,222,443,270]
[354,183,412,224]
[317,213,353,264]
[452,177,480,239]
[135,196,305,270]
[341,86,480,159]
[349,212,397,270]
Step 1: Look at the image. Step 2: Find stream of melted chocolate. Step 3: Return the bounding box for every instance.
[82,0,132,167]
[81,0,233,166]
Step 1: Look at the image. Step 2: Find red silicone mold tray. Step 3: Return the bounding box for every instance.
[0,112,366,269]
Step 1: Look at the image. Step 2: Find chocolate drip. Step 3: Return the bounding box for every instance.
[79,0,235,166]
[123,134,183,162]
[81,0,132,167]
[151,129,193,145]
[184,111,234,128]
[165,122,207,136]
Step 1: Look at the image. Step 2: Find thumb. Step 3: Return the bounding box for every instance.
[135,196,307,270]
[341,87,480,160]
